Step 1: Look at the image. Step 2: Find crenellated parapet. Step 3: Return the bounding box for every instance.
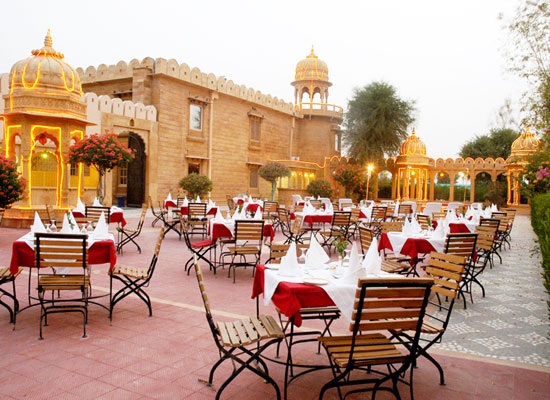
[76,58,298,116]
[83,92,157,121]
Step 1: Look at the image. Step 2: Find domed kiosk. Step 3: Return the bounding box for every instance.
[507,124,540,205]
[392,129,431,201]
[2,30,92,209]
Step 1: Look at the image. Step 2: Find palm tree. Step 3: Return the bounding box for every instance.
[343,82,416,163]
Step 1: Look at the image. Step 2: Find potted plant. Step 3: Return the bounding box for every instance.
[259,162,291,201]
[179,173,213,200]
[306,179,333,198]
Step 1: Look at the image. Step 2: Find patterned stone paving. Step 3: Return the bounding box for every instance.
[433,215,550,367]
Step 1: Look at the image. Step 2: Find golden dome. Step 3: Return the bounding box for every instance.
[510,124,540,158]
[295,46,329,82]
[10,30,82,96]
[400,128,427,156]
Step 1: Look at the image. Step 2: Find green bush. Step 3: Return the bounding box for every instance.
[0,155,26,208]
[531,193,550,323]
[179,173,213,199]
[306,179,333,198]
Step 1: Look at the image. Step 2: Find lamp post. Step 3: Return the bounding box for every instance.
[366,164,374,201]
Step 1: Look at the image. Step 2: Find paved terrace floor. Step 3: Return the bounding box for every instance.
[0,210,549,399]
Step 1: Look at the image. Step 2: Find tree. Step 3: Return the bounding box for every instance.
[68,132,134,198]
[306,179,333,198]
[0,155,26,208]
[459,128,518,159]
[179,173,213,199]
[505,0,550,135]
[343,82,416,163]
[258,162,290,201]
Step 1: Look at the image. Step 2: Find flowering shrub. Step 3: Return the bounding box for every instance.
[307,179,333,198]
[0,155,26,208]
[333,164,363,197]
[68,132,134,196]
[179,173,213,199]
[520,159,550,198]
[258,162,291,201]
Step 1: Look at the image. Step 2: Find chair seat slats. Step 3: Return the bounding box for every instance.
[0,267,22,278]
[111,265,149,279]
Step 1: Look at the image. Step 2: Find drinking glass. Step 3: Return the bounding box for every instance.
[49,220,57,233]
[299,248,308,264]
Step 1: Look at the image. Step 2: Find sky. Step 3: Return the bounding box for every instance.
[0,0,527,159]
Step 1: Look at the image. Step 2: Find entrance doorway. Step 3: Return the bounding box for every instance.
[126,133,146,207]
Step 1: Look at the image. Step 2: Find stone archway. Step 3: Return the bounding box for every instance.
[126,133,146,207]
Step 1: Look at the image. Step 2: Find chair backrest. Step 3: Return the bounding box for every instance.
[380,221,404,233]
[175,197,185,207]
[358,226,375,254]
[235,220,264,242]
[444,233,477,261]
[188,203,207,218]
[332,211,351,229]
[193,257,217,333]
[146,227,165,279]
[291,214,305,236]
[432,212,446,220]
[475,225,497,251]
[424,252,466,328]
[277,207,290,223]
[268,243,309,264]
[339,199,353,210]
[349,277,433,365]
[398,204,413,216]
[86,206,111,224]
[294,204,304,212]
[479,218,500,232]
[386,204,395,217]
[35,233,88,278]
[263,201,278,215]
[350,207,362,223]
[135,205,148,232]
[416,214,430,230]
[371,206,387,221]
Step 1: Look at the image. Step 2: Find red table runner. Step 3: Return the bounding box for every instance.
[245,203,263,213]
[303,215,333,226]
[378,232,436,266]
[432,220,471,234]
[10,240,117,274]
[251,265,334,327]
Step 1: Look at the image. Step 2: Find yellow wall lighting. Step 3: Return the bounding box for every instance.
[5,125,22,157]
[70,129,84,198]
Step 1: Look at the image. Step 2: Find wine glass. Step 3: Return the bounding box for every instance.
[49,220,57,233]
[86,221,94,233]
[299,248,308,264]
[343,249,351,265]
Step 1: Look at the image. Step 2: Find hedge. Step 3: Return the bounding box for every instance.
[530,193,550,322]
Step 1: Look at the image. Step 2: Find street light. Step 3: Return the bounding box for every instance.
[366,164,374,201]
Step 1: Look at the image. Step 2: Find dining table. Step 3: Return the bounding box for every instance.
[10,233,117,275]
[72,210,127,227]
[209,220,275,242]
[378,231,445,266]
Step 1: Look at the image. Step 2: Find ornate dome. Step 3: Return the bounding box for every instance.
[400,128,427,156]
[510,124,540,158]
[295,46,329,82]
[6,30,86,119]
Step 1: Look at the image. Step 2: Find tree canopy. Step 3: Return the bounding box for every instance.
[459,128,518,159]
[342,82,416,164]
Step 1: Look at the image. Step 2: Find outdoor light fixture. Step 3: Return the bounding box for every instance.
[366,164,375,201]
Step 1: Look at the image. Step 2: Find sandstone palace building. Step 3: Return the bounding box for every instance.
[0,33,344,208]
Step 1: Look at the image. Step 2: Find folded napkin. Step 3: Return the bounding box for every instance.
[305,235,330,267]
[491,203,498,212]
[410,218,422,234]
[31,212,46,233]
[394,200,400,217]
[248,195,253,203]
[432,220,446,239]
[363,237,382,276]
[343,242,366,284]
[93,212,109,238]
[196,195,201,203]
[110,206,123,213]
[213,208,224,222]
[208,199,215,207]
[183,197,189,207]
[74,198,85,213]
[253,208,262,220]
[166,192,173,201]
[232,209,240,220]
[279,243,301,277]
[61,213,80,234]
[93,197,102,206]
[402,218,413,235]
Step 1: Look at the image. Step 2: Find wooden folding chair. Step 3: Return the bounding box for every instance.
[358,226,411,275]
[85,206,111,224]
[394,252,466,386]
[109,227,165,321]
[444,233,477,308]
[224,220,264,283]
[182,217,217,275]
[480,218,501,263]
[149,196,167,228]
[287,214,310,244]
[319,212,351,253]
[318,277,433,400]
[369,206,387,237]
[398,203,413,220]
[194,258,284,399]
[0,266,22,326]
[116,205,147,254]
[416,214,430,231]
[187,202,208,238]
[35,233,89,339]
[263,201,278,220]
